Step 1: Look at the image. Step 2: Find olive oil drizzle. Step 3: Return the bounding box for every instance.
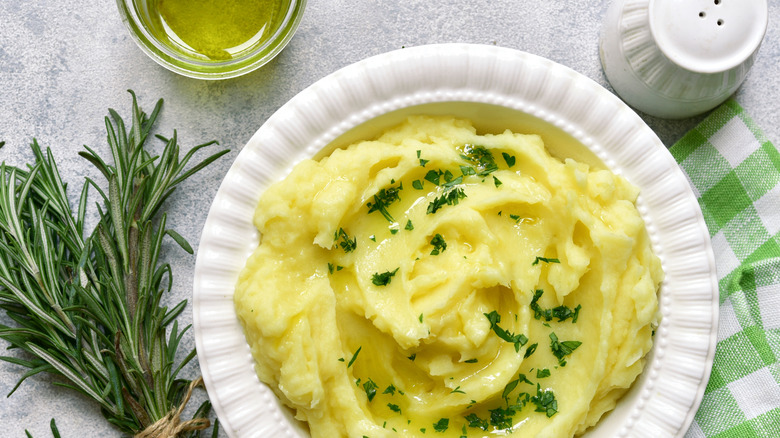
[151,0,284,60]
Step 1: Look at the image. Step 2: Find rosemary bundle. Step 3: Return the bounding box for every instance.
[0,92,228,437]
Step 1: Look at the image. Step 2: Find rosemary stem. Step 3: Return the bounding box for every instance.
[0,92,226,436]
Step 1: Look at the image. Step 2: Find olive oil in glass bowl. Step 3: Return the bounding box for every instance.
[116,0,306,79]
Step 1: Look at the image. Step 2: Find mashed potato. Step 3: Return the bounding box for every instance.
[234,116,663,437]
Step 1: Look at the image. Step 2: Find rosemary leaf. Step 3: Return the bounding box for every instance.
[0,92,227,437]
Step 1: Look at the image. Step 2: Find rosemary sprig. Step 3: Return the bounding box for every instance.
[0,91,228,437]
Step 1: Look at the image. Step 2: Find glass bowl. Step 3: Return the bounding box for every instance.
[116,0,306,80]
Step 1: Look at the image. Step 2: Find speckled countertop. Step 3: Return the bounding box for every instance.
[0,1,778,437]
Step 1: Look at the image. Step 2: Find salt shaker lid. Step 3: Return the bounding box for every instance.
[649,0,768,74]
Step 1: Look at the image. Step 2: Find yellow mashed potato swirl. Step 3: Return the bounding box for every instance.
[234,116,663,437]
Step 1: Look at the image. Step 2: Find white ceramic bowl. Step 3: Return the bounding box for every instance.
[193,43,718,437]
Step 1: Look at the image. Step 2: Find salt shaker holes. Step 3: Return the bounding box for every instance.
[712,0,723,25]
[699,1,725,27]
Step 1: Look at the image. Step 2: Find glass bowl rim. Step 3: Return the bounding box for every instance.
[115,0,307,80]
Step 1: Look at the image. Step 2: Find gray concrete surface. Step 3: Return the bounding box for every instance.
[1,0,778,436]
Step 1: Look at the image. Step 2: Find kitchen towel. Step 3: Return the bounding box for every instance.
[671,99,780,438]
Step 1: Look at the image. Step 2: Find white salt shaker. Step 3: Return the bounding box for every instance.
[600,0,768,119]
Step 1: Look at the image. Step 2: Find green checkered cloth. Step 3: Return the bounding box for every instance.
[671,100,780,438]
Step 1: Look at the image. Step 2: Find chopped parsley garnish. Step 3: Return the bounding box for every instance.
[460,165,476,176]
[425,170,442,185]
[363,378,378,402]
[531,384,558,417]
[347,346,362,368]
[523,343,538,358]
[442,175,464,187]
[502,373,533,403]
[462,144,499,175]
[464,358,478,363]
[405,219,414,231]
[549,332,582,366]
[413,179,424,190]
[464,413,489,431]
[513,391,531,410]
[383,384,396,395]
[489,406,515,430]
[549,304,581,323]
[430,233,447,255]
[408,353,417,361]
[427,187,467,214]
[502,152,516,167]
[572,305,582,323]
[532,256,560,265]
[418,313,424,323]
[536,368,551,378]
[493,175,502,187]
[502,378,519,401]
[424,169,463,187]
[484,311,528,352]
[388,403,401,413]
[450,386,465,394]
[530,289,582,323]
[433,418,449,432]
[372,268,399,286]
[367,183,403,222]
[335,228,357,252]
[417,149,429,167]
[442,170,456,184]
